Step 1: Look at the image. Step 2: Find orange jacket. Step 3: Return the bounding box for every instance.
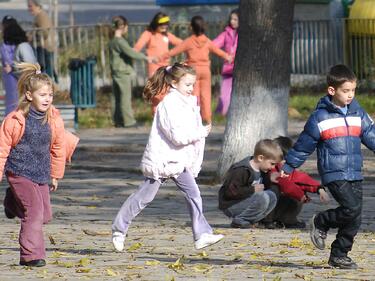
[134,30,182,67]
[0,106,79,181]
[161,34,230,67]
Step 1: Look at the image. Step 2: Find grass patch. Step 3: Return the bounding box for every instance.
[75,87,375,128]
[289,92,375,119]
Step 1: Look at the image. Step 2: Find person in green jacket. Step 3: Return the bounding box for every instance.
[109,15,152,127]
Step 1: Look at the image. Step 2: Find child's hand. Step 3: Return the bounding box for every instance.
[4,63,11,74]
[201,124,211,137]
[253,184,264,192]
[50,178,58,191]
[280,170,289,178]
[319,189,330,203]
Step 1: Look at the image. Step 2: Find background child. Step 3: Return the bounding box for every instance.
[212,9,239,116]
[1,63,78,267]
[261,136,330,229]
[109,15,152,128]
[1,16,18,115]
[282,64,375,269]
[218,139,283,228]
[160,15,232,125]
[134,12,182,78]
[112,62,223,252]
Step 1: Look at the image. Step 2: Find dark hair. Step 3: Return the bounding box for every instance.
[327,64,357,89]
[273,136,293,158]
[148,12,169,32]
[227,8,239,27]
[112,15,128,29]
[191,15,205,36]
[2,16,27,45]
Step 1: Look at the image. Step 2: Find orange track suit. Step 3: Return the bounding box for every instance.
[161,35,230,124]
[134,30,182,77]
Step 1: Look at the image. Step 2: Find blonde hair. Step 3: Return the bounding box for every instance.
[254,139,283,162]
[142,62,196,102]
[16,62,55,124]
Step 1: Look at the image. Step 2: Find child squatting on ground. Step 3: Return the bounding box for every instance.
[111,62,224,252]
[1,63,79,267]
[282,64,375,269]
[218,139,283,228]
[261,136,330,229]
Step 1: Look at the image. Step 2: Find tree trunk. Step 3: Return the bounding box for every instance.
[218,0,295,177]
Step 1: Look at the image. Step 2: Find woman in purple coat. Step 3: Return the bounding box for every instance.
[1,16,18,115]
[213,9,239,116]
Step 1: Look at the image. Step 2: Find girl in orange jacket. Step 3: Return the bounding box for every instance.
[0,63,79,267]
[160,16,232,124]
[134,12,182,77]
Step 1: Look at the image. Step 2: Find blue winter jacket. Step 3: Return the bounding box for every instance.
[283,95,375,185]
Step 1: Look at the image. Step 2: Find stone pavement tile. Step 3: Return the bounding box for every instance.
[1,122,375,280]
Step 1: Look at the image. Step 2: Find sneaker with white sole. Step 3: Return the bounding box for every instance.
[194,233,224,250]
[112,231,125,252]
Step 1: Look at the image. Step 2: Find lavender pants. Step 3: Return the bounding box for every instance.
[5,173,52,262]
[215,75,233,116]
[112,170,213,241]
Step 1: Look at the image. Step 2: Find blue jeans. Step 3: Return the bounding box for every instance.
[224,190,277,225]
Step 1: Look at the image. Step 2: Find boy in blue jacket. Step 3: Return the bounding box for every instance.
[282,64,375,269]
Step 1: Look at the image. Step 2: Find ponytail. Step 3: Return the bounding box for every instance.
[142,62,196,102]
[17,62,55,123]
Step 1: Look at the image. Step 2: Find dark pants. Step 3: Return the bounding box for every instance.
[264,195,303,224]
[315,180,362,258]
[36,47,58,83]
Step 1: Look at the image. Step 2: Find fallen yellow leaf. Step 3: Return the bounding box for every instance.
[168,256,185,271]
[145,260,161,266]
[78,258,91,267]
[76,268,91,273]
[128,242,143,252]
[192,264,212,273]
[106,268,119,276]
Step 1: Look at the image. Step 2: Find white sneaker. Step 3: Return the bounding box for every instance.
[112,231,125,252]
[194,233,224,250]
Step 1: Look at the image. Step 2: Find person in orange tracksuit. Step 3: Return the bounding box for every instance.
[160,16,232,124]
[134,12,182,77]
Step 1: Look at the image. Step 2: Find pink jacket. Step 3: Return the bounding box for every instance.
[213,26,238,75]
[0,106,79,180]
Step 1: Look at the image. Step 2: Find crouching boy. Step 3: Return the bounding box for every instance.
[218,139,283,228]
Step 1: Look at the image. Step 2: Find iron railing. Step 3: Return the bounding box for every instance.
[2,19,375,92]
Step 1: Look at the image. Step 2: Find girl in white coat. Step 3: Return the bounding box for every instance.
[112,62,223,251]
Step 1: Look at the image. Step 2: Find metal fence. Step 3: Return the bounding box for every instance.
[3,19,375,92]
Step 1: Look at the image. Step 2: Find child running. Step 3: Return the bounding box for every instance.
[1,63,79,267]
[160,15,232,125]
[282,64,375,269]
[112,62,223,251]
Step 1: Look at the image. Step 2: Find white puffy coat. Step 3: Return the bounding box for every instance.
[140,88,206,179]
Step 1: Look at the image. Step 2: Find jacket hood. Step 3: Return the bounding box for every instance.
[231,156,252,170]
[316,95,361,114]
[191,35,208,48]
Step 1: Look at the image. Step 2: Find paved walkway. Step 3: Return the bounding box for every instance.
[1,121,375,280]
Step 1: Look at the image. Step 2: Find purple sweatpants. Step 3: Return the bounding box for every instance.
[215,75,233,116]
[112,170,213,241]
[5,173,52,262]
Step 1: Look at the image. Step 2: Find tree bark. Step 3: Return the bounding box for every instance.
[218,0,296,177]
